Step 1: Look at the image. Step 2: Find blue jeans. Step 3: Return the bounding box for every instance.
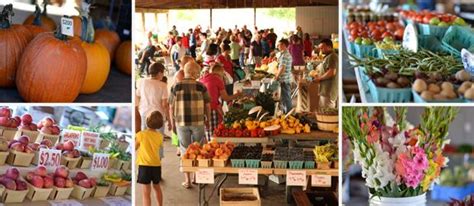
[280,82,292,113]
[176,125,205,154]
[239,53,245,67]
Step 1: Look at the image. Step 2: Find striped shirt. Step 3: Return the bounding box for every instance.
[169,79,210,126]
[278,50,293,83]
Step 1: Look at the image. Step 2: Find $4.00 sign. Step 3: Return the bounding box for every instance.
[91,153,110,171]
[38,148,61,169]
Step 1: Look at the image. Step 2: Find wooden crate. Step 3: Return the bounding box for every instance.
[7,150,34,167]
[220,188,261,206]
[212,158,228,167]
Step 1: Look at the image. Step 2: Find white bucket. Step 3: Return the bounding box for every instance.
[369,193,426,206]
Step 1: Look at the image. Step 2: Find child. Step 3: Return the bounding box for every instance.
[136,111,164,206]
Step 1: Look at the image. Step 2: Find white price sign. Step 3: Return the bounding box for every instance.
[100,196,130,206]
[61,130,81,146]
[311,174,331,187]
[91,153,110,171]
[60,17,74,37]
[238,169,258,185]
[38,148,62,169]
[49,199,83,206]
[80,131,100,150]
[195,168,214,184]
[286,170,307,186]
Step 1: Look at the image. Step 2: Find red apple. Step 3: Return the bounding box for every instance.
[29,124,37,131]
[21,114,32,125]
[72,149,80,158]
[50,126,60,135]
[31,175,44,188]
[25,171,35,182]
[0,177,16,190]
[18,136,30,145]
[63,140,74,151]
[0,108,11,118]
[5,168,19,180]
[74,172,88,182]
[65,178,73,188]
[78,179,91,188]
[37,122,43,130]
[62,151,74,158]
[43,176,54,188]
[40,127,52,135]
[54,166,69,179]
[42,117,54,127]
[40,139,53,148]
[24,145,34,153]
[29,143,39,151]
[35,166,47,177]
[16,179,27,191]
[9,142,25,152]
[54,143,63,151]
[0,117,8,127]
[54,177,66,188]
[8,140,19,148]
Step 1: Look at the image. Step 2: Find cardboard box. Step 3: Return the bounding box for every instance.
[113,160,131,170]
[0,127,18,142]
[37,132,60,145]
[109,184,128,196]
[7,150,34,167]
[71,184,93,200]
[220,188,261,206]
[2,188,28,203]
[0,151,9,165]
[92,185,110,198]
[181,159,195,167]
[77,157,92,169]
[49,186,73,200]
[14,129,39,143]
[26,181,53,201]
[60,156,81,169]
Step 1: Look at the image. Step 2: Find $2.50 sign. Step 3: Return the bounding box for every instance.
[38,148,61,169]
[91,153,110,171]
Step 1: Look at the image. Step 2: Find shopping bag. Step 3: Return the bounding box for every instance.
[171,132,179,146]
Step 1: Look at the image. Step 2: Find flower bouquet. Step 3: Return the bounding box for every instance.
[342,107,458,205]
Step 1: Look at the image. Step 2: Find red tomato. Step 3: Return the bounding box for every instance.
[371,30,381,38]
[415,15,424,23]
[381,32,392,39]
[423,14,435,24]
[377,20,386,27]
[368,24,377,32]
[386,23,396,31]
[394,28,404,40]
[350,29,358,37]
[349,22,360,30]
[440,15,451,23]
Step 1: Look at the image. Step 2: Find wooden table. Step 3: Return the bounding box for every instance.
[270,131,338,141]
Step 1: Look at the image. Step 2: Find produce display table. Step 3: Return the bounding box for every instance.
[270,131,338,141]
[0,69,131,103]
[180,166,338,206]
[211,137,269,144]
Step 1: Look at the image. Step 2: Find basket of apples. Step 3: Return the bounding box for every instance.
[0,167,28,203]
[91,177,111,198]
[7,135,35,166]
[48,166,74,200]
[14,113,39,143]
[0,139,9,165]
[57,141,81,169]
[71,172,96,200]
[24,166,54,201]
[0,107,21,141]
[36,117,61,145]
[31,139,54,165]
[77,151,92,169]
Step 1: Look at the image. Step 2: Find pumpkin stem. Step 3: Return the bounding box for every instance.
[42,0,49,16]
[0,4,14,29]
[33,4,42,26]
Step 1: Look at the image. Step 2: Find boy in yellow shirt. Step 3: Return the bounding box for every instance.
[136,111,163,206]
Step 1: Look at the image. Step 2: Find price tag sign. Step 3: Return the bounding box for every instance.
[80,131,100,150]
[286,170,307,186]
[100,196,130,206]
[60,17,74,37]
[195,168,214,184]
[38,148,62,169]
[49,199,83,206]
[62,130,81,146]
[91,153,110,171]
[311,174,331,187]
[238,169,258,185]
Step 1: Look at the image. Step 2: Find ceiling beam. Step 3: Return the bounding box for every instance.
[135,0,337,9]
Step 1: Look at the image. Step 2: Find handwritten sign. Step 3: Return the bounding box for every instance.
[61,130,81,146]
[311,174,331,187]
[91,153,110,171]
[286,170,307,186]
[402,24,418,53]
[238,169,258,185]
[195,168,214,184]
[38,148,62,169]
[80,131,100,150]
[60,17,74,37]
[49,199,83,206]
[100,196,130,206]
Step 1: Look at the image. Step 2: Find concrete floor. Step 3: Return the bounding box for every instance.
[135,139,294,206]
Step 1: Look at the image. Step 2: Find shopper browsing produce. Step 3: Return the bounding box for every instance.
[312,39,338,108]
[274,39,293,113]
[136,111,164,206]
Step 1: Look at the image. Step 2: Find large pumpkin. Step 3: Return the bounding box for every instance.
[23,4,57,31]
[0,4,31,87]
[24,25,48,38]
[115,41,131,75]
[16,32,87,102]
[95,29,120,61]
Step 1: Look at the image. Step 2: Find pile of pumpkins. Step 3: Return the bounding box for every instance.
[0,2,131,102]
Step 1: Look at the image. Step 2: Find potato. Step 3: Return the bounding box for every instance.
[386,82,400,88]
[455,70,471,82]
[412,79,427,93]
[441,82,454,91]
[396,77,410,88]
[458,82,472,94]
[465,88,474,100]
[433,94,447,100]
[441,89,457,99]
[420,91,434,101]
[428,84,441,93]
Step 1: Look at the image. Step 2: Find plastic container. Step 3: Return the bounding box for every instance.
[230,159,245,168]
[376,48,399,59]
[431,184,469,202]
[245,160,260,168]
[261,161,272,168]
[354,44,377,58]
[370,193,426,206]
[288,161,304,169]
[273,160,288,169]
[367,78,412,102]
[304,161,315,169]
[417,23,448,39]
[412,90,465,103]
[418,35,445,53]
[441,26,474,55]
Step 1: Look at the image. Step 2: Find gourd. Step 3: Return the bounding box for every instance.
[16,25,87,102]
[23,1,57,31]
[115,41,131,75]
[0,4,31,87]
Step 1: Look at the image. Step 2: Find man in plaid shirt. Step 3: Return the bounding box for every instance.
[274,39,293,113]
[169,61,211,189]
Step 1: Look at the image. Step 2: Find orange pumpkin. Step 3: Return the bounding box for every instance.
[23,4,56,31]
[115,41,131,75]
[24,25,48,38]
[95,29,120,61]
[0,4,32,87]
[16,32,87,102]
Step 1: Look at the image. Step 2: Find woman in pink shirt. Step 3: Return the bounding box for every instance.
[200,64,241,139]
[216,44,234,95]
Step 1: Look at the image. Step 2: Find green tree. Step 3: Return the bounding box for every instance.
[265,8,295,20]
[176,10,196,21]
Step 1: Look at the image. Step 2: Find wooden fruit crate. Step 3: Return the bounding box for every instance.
[220,187,261,206]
